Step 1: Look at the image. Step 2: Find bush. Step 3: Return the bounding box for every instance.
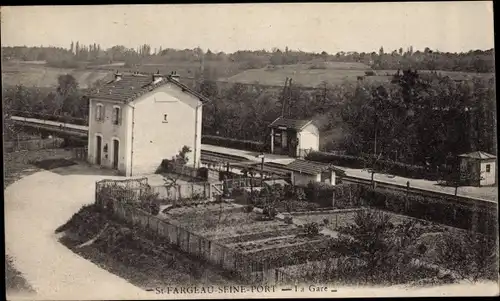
[304,182,335,207]
[197,167,208,181]
[244,205,254,213]
[262,206,278,219]
[304,222,320,237]
[202,135,266,152]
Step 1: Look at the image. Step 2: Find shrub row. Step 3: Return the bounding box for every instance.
[305,151,453,181]
[201,135,266,152]
[359,186,497,236]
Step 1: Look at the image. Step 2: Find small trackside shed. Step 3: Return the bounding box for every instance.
[458,151,496,186]
[268,117,319,158]
[285,159,344,186]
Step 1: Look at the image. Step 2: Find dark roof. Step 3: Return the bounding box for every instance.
[90,73,211,103]
[269,116,314,130]
[458,151,496,160]
[286,159,344,175]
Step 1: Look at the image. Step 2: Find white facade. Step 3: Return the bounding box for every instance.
[87,80,204,176]
[479,160,496,186]
[296,123,320,156]
[291,170,336,186]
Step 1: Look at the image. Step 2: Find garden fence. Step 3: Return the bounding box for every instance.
[95,184,297,285]
[150,181,222,203]
[224,177,264,192]
[95,177,150,207]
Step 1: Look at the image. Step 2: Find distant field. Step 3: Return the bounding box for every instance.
[223,62,494,87]
[2,62,113,89]
[223,63,390,87]
[87,60,242,79]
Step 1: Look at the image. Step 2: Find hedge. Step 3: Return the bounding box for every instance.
[305,151,453,181]
[302,182,361,209]
[201,135,266,152]
[359,186,497,236]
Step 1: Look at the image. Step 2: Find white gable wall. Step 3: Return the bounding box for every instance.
[130,83,202,176]
[297,123,319,156]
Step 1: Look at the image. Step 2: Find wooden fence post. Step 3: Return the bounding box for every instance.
[209,184,212,201]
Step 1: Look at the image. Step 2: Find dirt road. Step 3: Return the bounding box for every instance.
[5,164,149,300]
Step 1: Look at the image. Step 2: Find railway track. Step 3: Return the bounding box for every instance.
[200,149,250,164]
[202,149,497,210]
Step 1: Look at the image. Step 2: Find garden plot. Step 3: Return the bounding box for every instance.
[163,203,298,240]
[229,233,327,254]
[293,211,362,231]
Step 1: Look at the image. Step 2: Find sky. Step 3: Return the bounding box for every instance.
[1,2,495,54]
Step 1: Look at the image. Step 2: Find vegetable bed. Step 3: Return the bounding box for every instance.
[232,234,327,253]
[246,238,335,269]
[163,206,295,240]
[214,228,303,245]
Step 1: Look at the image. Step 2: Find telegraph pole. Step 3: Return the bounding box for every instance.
[287,78,293,117]
[281,77,289,117]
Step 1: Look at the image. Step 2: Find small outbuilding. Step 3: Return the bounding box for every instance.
[268,117,319,158]
[458,151,496,186]
[285,159,344,186]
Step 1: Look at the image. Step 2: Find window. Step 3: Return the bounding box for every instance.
[112,106,121,125]
[163,114,168,123]
[486,164,491,173]
[95,104,104,122]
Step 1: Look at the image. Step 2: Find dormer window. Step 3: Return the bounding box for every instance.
[112,106,121,125]
[95,103,104,121]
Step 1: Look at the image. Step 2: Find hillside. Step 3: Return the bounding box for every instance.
[1,61,113,89]
[223,62,389,87]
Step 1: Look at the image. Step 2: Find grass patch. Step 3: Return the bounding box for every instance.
[3,149,73,189]
[5,255,35,294]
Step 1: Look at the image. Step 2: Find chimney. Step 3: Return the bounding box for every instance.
[169,71,180,82]
[152,70,163,84]
[114,70,122,81]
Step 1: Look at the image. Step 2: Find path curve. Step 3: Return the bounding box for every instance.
[5,164,150,300]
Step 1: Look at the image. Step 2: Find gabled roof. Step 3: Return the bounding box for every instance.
[268,116,314,131]
[286,159,344,175]
[89,73,211,103]
[458,151,496,160]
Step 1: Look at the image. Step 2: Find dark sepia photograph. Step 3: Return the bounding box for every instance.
[2,2,498,300]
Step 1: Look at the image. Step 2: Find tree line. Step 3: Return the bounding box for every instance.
[2,44,495,74]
